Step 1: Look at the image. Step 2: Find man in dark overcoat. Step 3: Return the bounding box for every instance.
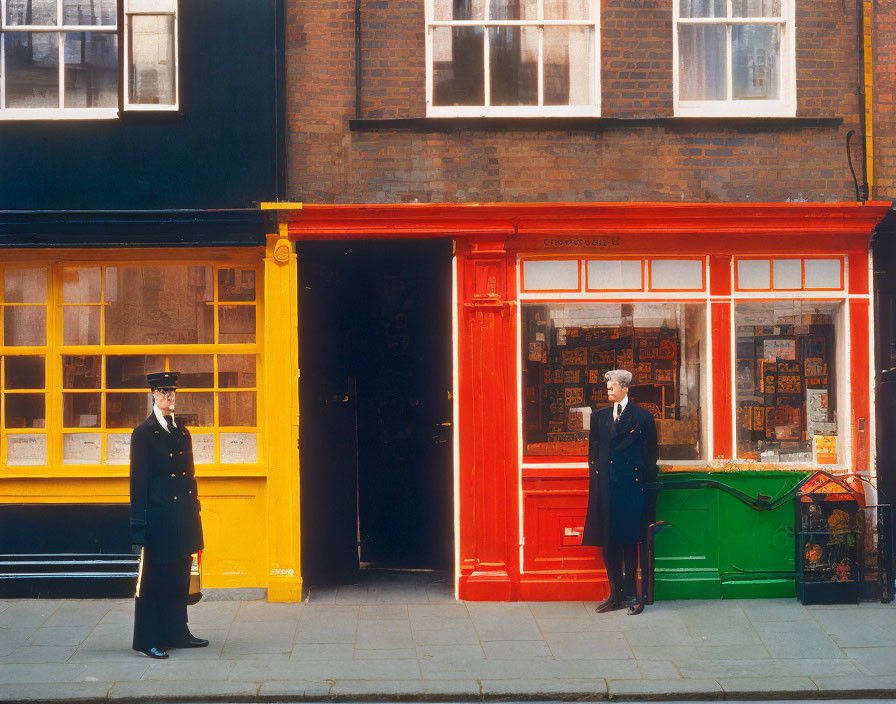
[130,371,207,658]
[582,369,659,613]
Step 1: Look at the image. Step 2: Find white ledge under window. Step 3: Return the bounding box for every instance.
[0,108,120,121]
[675,98,795,118]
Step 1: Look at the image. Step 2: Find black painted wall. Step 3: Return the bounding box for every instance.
[0,0,280,210]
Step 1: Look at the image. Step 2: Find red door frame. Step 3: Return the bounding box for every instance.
[276,202,890,601]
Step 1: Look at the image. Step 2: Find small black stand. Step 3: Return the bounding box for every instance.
[629,521,667,615]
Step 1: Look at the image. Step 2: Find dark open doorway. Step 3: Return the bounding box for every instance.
[298,240,454,586]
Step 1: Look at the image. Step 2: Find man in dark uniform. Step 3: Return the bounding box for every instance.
[130,371,207,658]
[582,369,659,614]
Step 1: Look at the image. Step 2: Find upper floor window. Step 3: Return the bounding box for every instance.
[674,0,795,117]
[426,0,599,117]
[0,0,178,120]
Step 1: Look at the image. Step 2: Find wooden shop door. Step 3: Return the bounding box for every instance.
[298,240,454,586]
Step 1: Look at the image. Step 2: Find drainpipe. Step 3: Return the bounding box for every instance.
[355,0,362,120]
[856,0,870,201]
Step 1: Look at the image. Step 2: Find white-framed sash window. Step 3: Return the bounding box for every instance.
[0,0,178,119]
[673,0,795,117]
[426,0,600,117]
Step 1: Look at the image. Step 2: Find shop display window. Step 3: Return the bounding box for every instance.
[735,300,841,463]
[521,302,707,461]
[1,261,261,468]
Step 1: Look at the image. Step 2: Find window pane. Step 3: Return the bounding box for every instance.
[732,24,779,100]
[128,14,176,105]
[772,259,801,289]
[128,0,177,10]
[544,26,592,106]
[218,306,256,344]
[489,26,537,106]
[489,0,536,20]
[218,268,256,302]
[176,392,214,427]
[63,392,101,427]
[62,306,100,345]
[106,355,166,388]
[523,260,579,291]
[5,32,60,108]
[64,32,118,107]
[678,25,725,101]
[218,355,256,388]
[679,0,726,17]
[7,434,47,465]
[4,393,46,428]
[544,0,592,20]
[521,303,706,461]
[170,355,214,388]
[435,0,485,20]
[4,356,44,389]
[732,0,781,17]
[735,301,841,463]
[63,432,101,464]
[6,0,56,25]
[737,259,771,289]
[63,355,101,389]
[587,260,643,290]
[650,259,703,289]
[219,391,256,427]
[432,26,484,106]
[106,392,151,428]
[105,266,214,345]
[220,432,258,464]
[63,0,117,25]
[804,259,842,289]
[107,433,132,464]
[4,306,46,346]
[4,268,47,303]
[61,267,101,303]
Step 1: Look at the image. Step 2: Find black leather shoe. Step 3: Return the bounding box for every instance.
[173,635,209,648]
[595,598,625,613]
[140,647,168,659]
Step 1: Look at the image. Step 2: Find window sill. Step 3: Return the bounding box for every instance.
[0,109,184,123]
[349,116,844,132]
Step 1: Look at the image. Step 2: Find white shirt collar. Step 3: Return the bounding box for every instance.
[153,404,176,432]
[614,396,629,415]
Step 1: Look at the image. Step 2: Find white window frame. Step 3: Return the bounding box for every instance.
[123,0,178,112]
[0,0,179,120]
[673,0,795,118]
[425,0,600,118]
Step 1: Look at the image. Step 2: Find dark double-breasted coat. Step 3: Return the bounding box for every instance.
[129,413,203,562]
[129,412,204,651]
[581,401,659,547]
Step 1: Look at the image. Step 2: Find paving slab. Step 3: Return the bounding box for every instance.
[607,677,723,700]
[841,646,896,676]
[481,640,551,659]
[811,675,896,697]
[141,659,235,680]
[70,661,149,682]
[5,644,78,663]
[738,598,815,623]
[0,662,86,684]
[717,676,819,698]
[527,601,592,619]
[41,602,110,629]
[636,659,683,680]
[480,678,608,700]
[753,619,848,659]
[229,657,422,682]
[0,601,60,629]
[108,679,258,702]
[235,601,303,622]
[330,678,480,700]
[545,631,633,660]
[224,620,296,655]
[293,604,359,644]
[257,679,332,700]
[0,681,113,703]
[361,604,409,620]
[0,627,37,656]
[24,624,94,646]
[353,647,417,660]
[356,618,414,650]
[289,643,354,661]
[466,603,543,642]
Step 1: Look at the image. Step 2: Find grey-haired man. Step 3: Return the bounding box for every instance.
[581,369,658,613]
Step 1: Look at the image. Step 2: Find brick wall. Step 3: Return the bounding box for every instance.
[873,0,896,201]
[286,0,868,204]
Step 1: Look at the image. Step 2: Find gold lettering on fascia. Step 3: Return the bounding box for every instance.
[542,238,622,248]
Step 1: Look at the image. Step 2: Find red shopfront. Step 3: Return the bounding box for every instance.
[276,202,890,601]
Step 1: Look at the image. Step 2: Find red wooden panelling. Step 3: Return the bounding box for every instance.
[711,301,733,459]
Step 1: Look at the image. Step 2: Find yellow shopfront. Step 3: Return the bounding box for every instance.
[0,235,301,601]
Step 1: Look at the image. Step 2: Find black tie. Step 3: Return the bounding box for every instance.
[165,415,175,432]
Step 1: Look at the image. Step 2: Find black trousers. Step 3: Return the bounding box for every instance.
[602,542,638,600]
[133,552,191,651]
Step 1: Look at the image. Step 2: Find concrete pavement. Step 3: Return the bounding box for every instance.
[1,577,896,702]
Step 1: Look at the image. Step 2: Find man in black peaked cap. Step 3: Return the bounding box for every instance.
[130,371,207,658]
